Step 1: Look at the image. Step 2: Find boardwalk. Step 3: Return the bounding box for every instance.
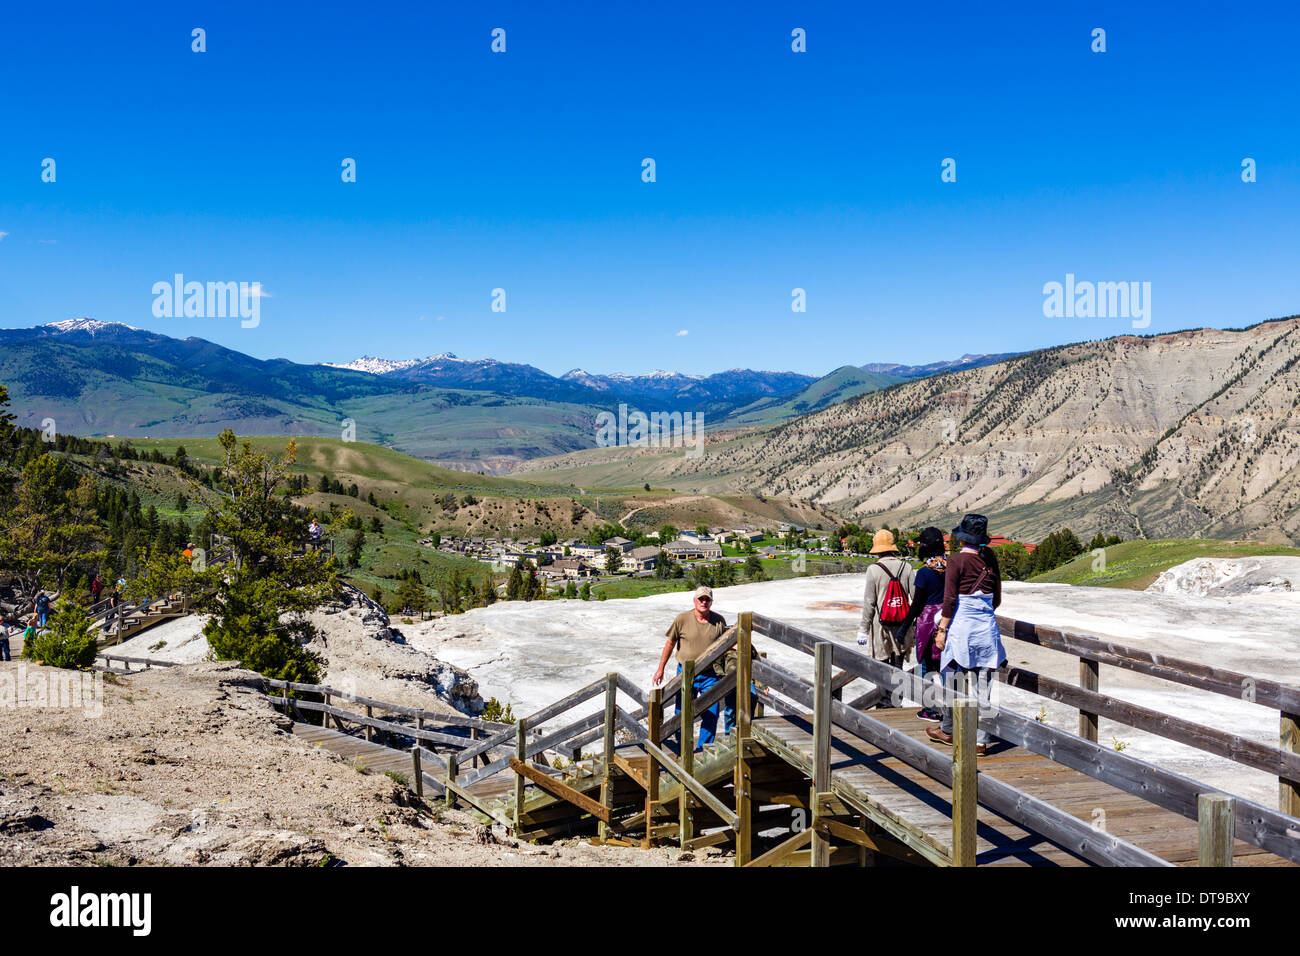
[750,711,1290,866]
[260,606,1300,867]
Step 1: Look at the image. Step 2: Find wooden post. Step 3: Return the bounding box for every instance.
[1281,710,1300,818]
[364,704,373,742]
[1198,793,1234,866]
[445,753,458,809]
[514,717,527,830]
[952,683,979,867]
[323,692,331,729]
[1079,657,1100,743]
[598,673,617,843]
[680,658,695,846]
[645,688,662,849]
[412,747,423,798]
[470,726,480,769]
[735,611,754,867]
[811,642,832,867]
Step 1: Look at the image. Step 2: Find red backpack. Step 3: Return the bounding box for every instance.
[878,562,910,626]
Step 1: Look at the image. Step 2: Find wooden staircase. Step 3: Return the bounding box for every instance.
[94,596,192,646]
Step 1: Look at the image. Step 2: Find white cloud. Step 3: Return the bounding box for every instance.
[676,329,689,336]
[37,238,56,244]
[0,231,8,241]
[248,284,271,298]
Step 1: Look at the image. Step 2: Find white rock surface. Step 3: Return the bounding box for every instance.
[112,614,212,664]
[408,563,1300,805]
[110,586,481,715]
[1146,556,1300,601]
[113,559,1300,805]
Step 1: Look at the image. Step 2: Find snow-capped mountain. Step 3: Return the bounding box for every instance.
[43,318,140,335]
[319,352,818,408]
[322,355,423,375]
[559,367,816,403]
[561,368,707,391]
[860,352,1020,379]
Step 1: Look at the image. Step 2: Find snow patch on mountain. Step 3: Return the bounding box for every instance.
[44,318,139,335]
[321,356,423,375]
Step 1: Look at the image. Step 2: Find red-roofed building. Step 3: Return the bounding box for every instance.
[940,532,1036,553]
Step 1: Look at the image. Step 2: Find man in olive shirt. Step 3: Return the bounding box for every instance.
[653,586,731,749]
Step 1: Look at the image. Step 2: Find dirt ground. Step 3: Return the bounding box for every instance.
[0,659,727,867]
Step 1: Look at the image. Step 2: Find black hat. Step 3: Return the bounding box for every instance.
[952,514,990,546]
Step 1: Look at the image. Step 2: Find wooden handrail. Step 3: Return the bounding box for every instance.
[261,678,511,731]
[661,667,738,740]
[820,640,1300,864]
[752,655,1169,867]
[96,653,178,668]
[643,738,740,830]
[753,610,1300,813]
[285,698,503,749]
[461,710,607,787]
[999,665,1300,781]
[456,677,608,764]
[995,614,1300,713]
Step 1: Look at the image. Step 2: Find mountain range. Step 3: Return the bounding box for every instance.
[513,317,1300,544]
[0,319,1009,472]
[7,316,1300,543]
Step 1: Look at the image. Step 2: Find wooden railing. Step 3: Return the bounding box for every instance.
[262,678,513,750]
[747,612,1300,866]
[258,630,750,847]
[995,613,1300,817]
[93,652,179,675]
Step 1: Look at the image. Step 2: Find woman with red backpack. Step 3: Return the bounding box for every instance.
[856,529,916,669]
[927,514,1006,756]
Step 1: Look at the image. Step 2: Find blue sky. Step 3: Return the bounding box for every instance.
[1,1,1297,376]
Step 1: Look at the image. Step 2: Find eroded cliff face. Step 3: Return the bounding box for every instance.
[670,319,1300,542]
[307,583,485,716]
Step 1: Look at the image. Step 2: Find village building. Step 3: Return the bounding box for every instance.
[626,545,661,572]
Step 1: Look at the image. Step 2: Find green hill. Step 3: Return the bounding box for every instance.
[1029,538,1300,590]
[722,366,903,427]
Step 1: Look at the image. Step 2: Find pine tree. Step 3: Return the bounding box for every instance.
[347,529,365,567]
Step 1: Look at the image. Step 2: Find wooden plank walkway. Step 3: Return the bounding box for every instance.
[292,723,567,807]
[294,723,421,775]
[750,710,1293,867]
[291,721,744,841]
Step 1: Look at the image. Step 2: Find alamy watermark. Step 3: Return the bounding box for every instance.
[1,665,104,718]
[50,886,150,935]
[1042,273,1150,329]
[152,274,263,328]
[595,404,704,459]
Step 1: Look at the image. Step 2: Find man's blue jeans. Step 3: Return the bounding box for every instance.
[675,665,756,750]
